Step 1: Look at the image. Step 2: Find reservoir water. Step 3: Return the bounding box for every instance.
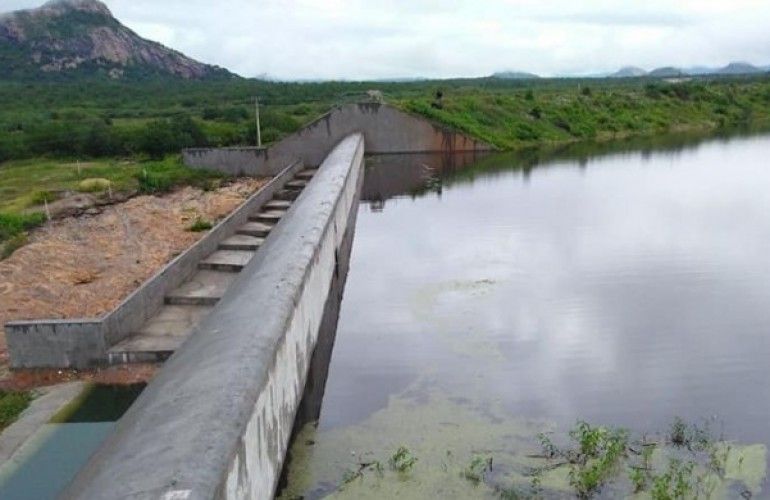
[281,133,770,498]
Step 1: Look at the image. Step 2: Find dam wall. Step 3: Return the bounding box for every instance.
[182,102,493,176]
[63,133,365,499]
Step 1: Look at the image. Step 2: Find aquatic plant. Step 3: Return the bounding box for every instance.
[564,422,629,498]
[463,455,493,483]
[649,458,695,499]
[389,445,418,473]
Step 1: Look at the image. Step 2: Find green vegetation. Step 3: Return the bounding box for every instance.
[565,422,629,498]
[0,154,222,255]
[321,418,763,499]
[463,455,493,483]
[401,78,770,149]
[186,217,213,232]
[0,212,45,258]
[0,212,46,241]
[389,445,418,473]
[0,156,222,212]
[0,390,32,430]
[2,76,770,165]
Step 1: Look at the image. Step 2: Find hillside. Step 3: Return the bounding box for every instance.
[0,0,234,80]
[610,66,647,78]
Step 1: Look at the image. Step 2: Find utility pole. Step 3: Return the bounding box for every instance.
[255,96,262,148]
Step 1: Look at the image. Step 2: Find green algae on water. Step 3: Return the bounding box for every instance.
[279,382,768,499]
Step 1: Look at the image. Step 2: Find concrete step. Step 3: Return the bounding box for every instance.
[264,199,291,210]
[198,250,255,272]
[275,189,300,201]
[295,169,317,179]
[249,210,286,224]
[285,179,308,190]
[219,234,264,251]
[236,221,273,238]
[165,270,237,306]
[107,304,213,364]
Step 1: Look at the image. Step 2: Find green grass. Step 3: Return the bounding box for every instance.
[186,217,213,232]
[0,212,46,241]
[0,211,45,259]
[0,155,224,212]
[398,80,770,149]
[0,390,32,431]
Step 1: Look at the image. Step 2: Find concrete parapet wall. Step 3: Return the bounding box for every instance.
[5,160,304,369]
[183,102,493,176]
[63,133,365,499]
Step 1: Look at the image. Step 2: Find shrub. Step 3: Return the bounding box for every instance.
[136,168,173,194]
[139,117,208,159]
[30,190,57,204]
[77,178,112,193]
[0,212,46,242]
[222,106,249,123]
[389,446,418,472]
[0,391,32,430]
[187,217,213,232]
[202,107,220,120]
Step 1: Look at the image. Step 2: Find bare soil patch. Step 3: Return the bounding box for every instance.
[0,178,267,385]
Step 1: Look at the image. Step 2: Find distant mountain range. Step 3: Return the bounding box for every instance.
[490,71,540,80]
[491,62,769,81]
[609,62,767,78]
[0,0,234,80]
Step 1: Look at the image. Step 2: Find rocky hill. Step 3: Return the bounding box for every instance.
[0,0,234,80]
[610,66,647,78]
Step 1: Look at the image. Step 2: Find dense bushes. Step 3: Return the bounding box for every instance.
[1,76,769,161]
[139,117,208,159]
[0,115,209,160]
[402,78,770,149]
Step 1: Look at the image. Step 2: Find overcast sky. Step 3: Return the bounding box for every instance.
[5,0,770,80]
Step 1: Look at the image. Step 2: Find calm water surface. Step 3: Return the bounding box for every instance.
[283,134,770,498]
[0,384,144,500]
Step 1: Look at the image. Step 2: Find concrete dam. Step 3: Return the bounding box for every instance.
[4,103,492,498]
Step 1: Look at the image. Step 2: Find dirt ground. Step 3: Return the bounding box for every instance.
[0,178,267,388]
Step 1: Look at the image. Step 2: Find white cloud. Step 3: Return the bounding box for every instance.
[4,0,770,79]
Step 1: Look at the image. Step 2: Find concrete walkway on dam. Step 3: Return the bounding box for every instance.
[107,168,318,364]
[62,133,366,499]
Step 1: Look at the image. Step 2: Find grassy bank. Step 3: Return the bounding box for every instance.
[0,155,223,258]
[399,79,770,149]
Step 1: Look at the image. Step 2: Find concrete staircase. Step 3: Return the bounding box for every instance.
[107,169,317,364]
